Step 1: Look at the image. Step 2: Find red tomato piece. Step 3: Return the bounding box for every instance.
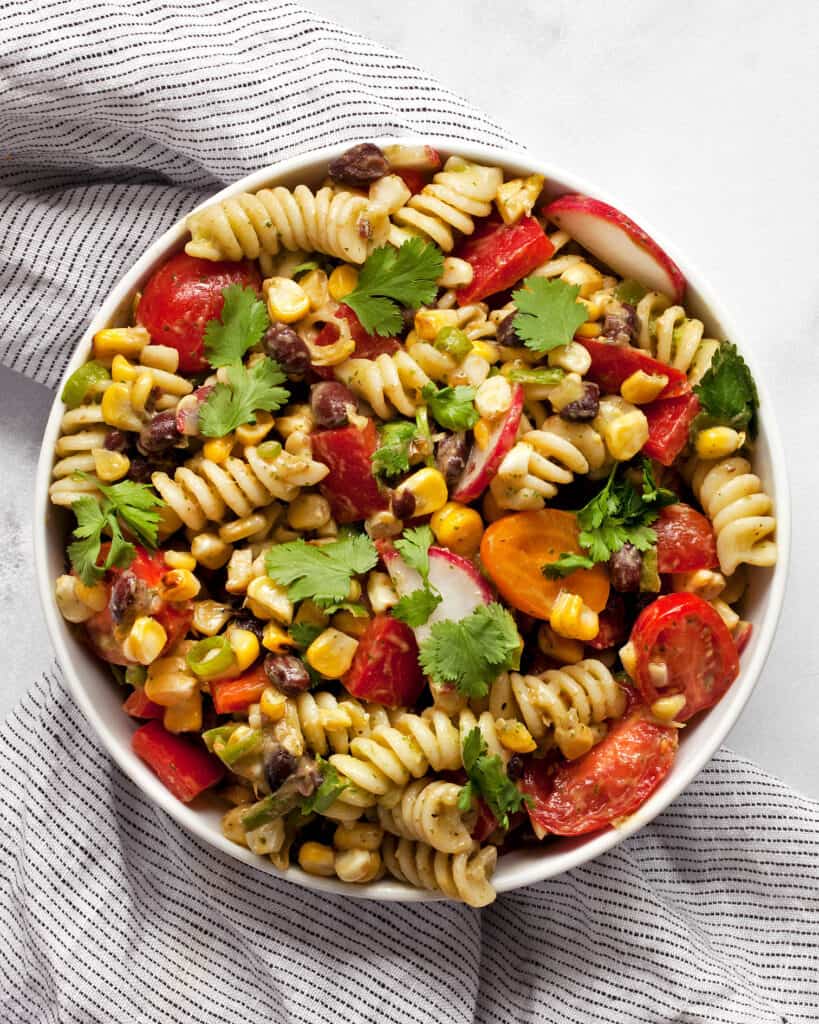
[137,252,261,372]
[734,621,753,656]
[520,708,678,837]
[209,664,268,715]
[586,592,627,650]
[122,688,164,720]
[454,217,554,306]
[471,799,498,842]
[629,592,740,721]
[394,168,428,195]
[654,504,718,573]
[132,719,224,802]
[343,615,424,708]
[641,392,701,466]
[311,419,388,523]
[578,338,689,400]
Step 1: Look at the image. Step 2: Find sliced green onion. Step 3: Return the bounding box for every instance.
[434,326,472,362]
[257,440,283,462]
[614,279,647,305]
[202,724,236,753]
[61,361,110,409]
[186,635,236,679]
[414,406,434,466]
[241,789,301,831]
[125,665,147,687]
[291,260,320,277]
[504,366,565,386]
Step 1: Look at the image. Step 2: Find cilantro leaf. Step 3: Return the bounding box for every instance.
[301,758,348,815]
[693,341,759,439]
[344,239,444,336]
[392,526,442,627]
[421,382,478,431]
[418,603,520,698]
[392,587,442,627]
[290,622,323,649]
[395,526,434,582]
[203,285,270,368]
[641,459,676,507]
[459,727,529,830]
[199,358,289,437]
[542,553,597,579]
[512,277,588,353]
[372,420,417,479]
[265,533,377,608]
[614,279,647,305]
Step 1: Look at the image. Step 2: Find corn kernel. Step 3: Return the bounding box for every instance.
[219,513,268,544]
[299,268,329,310]
[293,600,329,631]
[494,174,545,225]
[546,372,585,412]
[131,370,154,413]
[298,841,336,877]
[575,322,602,338]
[364,510,403,540]
[333,822,383,852]
[203,435,234,463]
[619,640,637,679]
[621,370,669,405]
[473,419,492,451]
[163,690,202,733]
[558,723,598,761]
[261,621,293,654]
[672,569,726,601]
[306,628,358,678]
[101,382,142,431]
[496,718,537,754]
[333,609,371,638]
[264,276,310,323]
[366,571,399,614]
[227,627,260,673]
[287,493,332,532]
[548,340,591,375]
[231,413,271,448]
[140,344,179,374]
[123,616,168,665]
[561,262,604,298]
[394,467,448,518]
[695,426,745,460]
[163,550,196,571]
[328,264,359,301]
[334,849,381,884]
[470,340,500,364]
[549,592,599,643]
[430,502,483,557]
[594,396,649,462]
[245,576,293,624]
[475,376,512,421]
[93,326,150,360]
[159,569,201,602]
[650,694,687,722]
[111,353,138,382]
[537,623,584,664]
[191,533,232,570]
[260,686,287,721]
[192,600,233,636]
[414,308,458,341]
[72,579,108,613]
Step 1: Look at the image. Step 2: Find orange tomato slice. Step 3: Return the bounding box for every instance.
[480,509,610,620]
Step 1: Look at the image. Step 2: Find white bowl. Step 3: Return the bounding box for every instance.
[35,139,790,902]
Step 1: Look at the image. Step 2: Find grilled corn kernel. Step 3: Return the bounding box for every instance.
[131,370,155,413]
[163,690,203,733]
[334,849,382,884]
[333,822,384,852]
[548,340,591,375]
[497,719,537,754]
[287,493,331,532]
[245,577,293,624]
[192,600,233,636]
[394,467,448,518]
[473,419,492,451]
[298,842,336,877]
[594,396,649,462]
[101,382,142,431]
[562,262,604,298]
[328,264,359,301]
[123,616,168,665]
[430,502,483,557]
[621,370,669,405]
[366,571,399,614]
[219,513,268,545]
[549,592,599,643]
[333,609,371,639]
[306,628,358,679]
[546,372,585,412]
[227,628,260,673]
[235,411,274,447]
[203,435,234,463]
[299,268,329,311]
[293,599,329,631]
[140,344,179,373]
[559,723,598,761]
[276,404,314,439]
[145,658,197,706]
[494,173,545,225]
[164,550,197,571]
[438,256,474,289]
[470,340,500,365]
[537,623,585,664]
[264,276,310,323]
[111,353,138,382]
[695,426,745,460]
[364,510,403,540]
[190,533,232,570]
[93,326,150,360]
[474,376,512,421]
[262,621,294,654]
[619,640,637,680]
[258,686,287,721]
[159,569,201,602]
[650,694,687,723]
[575,321,602,338]
[74,579,109,613]
[414,308,458,341]
[54,576,95,623]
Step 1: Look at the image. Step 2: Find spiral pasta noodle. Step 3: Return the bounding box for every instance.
[378,778,473,854]
[334,350,433,419]
[689,456,777,575]
[49,404,111,508]
[635,294,719,384]
[291,691,371,757]
[185,185,391,267]
[381,835,497,908]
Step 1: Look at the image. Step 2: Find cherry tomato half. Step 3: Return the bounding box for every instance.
[628,592,739,721]
[137,252,261,372]
[654,503,718,574]
[343,615,424,708]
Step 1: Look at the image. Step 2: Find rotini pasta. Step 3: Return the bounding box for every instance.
[378,778,473,853]
[636,294,720,385]
[381,835,497,908]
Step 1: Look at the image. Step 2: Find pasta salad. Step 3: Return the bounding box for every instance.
[50,142,777,907]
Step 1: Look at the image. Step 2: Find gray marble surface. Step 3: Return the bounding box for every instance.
[2,0,818,795]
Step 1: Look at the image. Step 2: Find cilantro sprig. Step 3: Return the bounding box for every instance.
[418,603,520,698]
[371,420,418,479]
[512,277,588,353]
[265,532,378,609]
[68,478,165,585]
[199,358,289,437]
[343,238,444,336]
[391,526,442,628]
[203,285,270,368]
[693,341,759,439]
[458,727,530,830]
[544,460,677,578]
[421,382,479,431]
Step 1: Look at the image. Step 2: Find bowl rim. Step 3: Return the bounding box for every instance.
[34,136,791,902]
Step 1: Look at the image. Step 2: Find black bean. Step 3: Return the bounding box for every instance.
[264,654,311,696]
[560,382,600,422]
[507,755,525,781]
[263,323,310,375]
[328,143,390,188]
[109,572,136,623]
[601,303,638,346]
[103,430,128,452]
[399,307,416,335]
[231,615,264,641]
[264,746,297,792]
[609,542,643,593]
[391,488,416,521]
[495,311,522,348]
[435,432,469,488]
[137,409,180,456]
[126,456,152,483]
[310,381,355,429]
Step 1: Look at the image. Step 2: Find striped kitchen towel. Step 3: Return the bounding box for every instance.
[0,3,817,1022]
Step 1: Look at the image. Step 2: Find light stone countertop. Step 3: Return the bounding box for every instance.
[2,0,817,795]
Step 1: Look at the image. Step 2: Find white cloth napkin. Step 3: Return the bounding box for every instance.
[1,4,817,1022]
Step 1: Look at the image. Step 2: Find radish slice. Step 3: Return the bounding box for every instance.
[451,383,524,504]
[543,195,686,303]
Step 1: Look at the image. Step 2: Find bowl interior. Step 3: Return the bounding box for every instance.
[35,139,790,901]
